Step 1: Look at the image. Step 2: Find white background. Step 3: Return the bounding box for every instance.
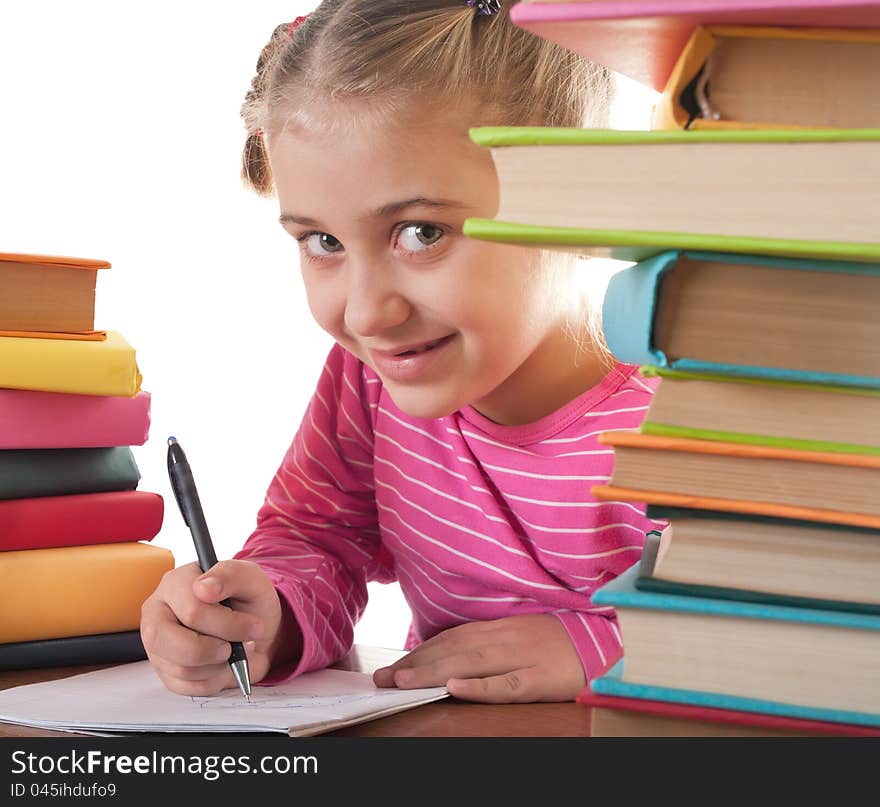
[0,2,656,649]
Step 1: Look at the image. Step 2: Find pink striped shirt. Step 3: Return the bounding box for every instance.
[235,343,662,684]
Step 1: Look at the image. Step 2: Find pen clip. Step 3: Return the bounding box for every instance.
[167,444,191,528]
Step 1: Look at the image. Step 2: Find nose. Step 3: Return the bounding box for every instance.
[343,260,411,338]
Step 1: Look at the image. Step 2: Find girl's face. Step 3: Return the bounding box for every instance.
[268,105,590,425]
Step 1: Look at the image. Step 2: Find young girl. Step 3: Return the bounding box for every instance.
[140,0,661,704]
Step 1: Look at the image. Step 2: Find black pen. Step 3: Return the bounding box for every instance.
[166,436,252,703]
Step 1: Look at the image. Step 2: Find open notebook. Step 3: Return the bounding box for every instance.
[0,661,449,737]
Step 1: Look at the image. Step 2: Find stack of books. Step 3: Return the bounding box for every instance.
[0,252,173,670]
[461,1,880,735]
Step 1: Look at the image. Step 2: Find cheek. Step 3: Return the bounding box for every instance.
[302,274,346,337]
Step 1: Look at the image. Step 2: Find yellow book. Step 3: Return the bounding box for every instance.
[652,25,880,131]
[0,542,173,643]
[0,329,142,396]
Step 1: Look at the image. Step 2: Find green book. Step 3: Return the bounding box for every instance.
[463,126,880,262]
[638,366,880,455]
[0,447,140,500]
[0,631,146,671]
[637,529,880,616]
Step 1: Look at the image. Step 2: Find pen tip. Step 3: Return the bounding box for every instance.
[167,436,177,446]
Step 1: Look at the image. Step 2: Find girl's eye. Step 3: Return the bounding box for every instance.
[397,223,444,252]
[300,232,343,257]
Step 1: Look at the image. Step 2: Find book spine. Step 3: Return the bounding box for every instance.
[0,543,175,643]
[0,447,141,500]
[602,250,678,366]
[0,491,164,551]
[0,631,147,671]
[590,669,880,729]
[0,331,141,396]
[0,389,151,449]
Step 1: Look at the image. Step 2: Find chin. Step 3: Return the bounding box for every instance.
[384,387,463,422]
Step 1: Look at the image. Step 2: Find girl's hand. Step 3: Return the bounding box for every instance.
[372,614,586,703]
[140,559,299,696]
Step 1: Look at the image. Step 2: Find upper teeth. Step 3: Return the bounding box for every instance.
[399,338,441,356]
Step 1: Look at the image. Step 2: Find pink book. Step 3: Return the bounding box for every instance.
[511,1,880,90]
[0,389,151,448]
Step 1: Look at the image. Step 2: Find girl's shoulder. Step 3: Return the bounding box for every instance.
[609,362,661,400]
[576,361,658,430]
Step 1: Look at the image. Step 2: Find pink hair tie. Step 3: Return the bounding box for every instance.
[286,14,310,39]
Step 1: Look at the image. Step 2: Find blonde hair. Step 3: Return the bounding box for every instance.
[241,0,612,194]
[240,0,616,365]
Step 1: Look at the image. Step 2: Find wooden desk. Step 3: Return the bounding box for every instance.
[0,645,592,738]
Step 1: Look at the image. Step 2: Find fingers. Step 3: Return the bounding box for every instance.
[140,560,281,697]
[167,580,264,645]
[372,614,586,703]
[376,644,514,690]
[447,669,541,704]
[141,599,232,667]
[373,620,511,687]
[193,559,279,612]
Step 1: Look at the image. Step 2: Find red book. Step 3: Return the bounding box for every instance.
[0,491,164,551]
[578,690,880,737]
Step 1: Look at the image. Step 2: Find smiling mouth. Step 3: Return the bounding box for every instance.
[395,336,450,357]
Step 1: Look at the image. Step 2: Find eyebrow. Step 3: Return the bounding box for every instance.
[279,196,469,228]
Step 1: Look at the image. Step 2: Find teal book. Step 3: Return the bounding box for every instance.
[591,563,880,716]
[0,447,140,500]
[590,661,880,729]
[463,126,880,263]
[602,250,880,389]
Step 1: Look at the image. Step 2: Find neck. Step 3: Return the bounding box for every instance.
[471,322,612,427]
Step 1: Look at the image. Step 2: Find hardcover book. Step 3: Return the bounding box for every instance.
[0,542,174,644]
[583,664,880,734]
[0,632,147,672]
[602,250,880,388]
[590,564,880,717]
[0,329,142,397]
[638,367,880,456]
[463,128,880,263]
[652,25,880,130]
[636,523,880,613]
[593,431,880,528]
[0,447,140,501]
[0,252,108,335]
[0,389,151,449]
[509,1,880,90]
[0,491,164,552]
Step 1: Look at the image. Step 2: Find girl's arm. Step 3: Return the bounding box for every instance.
[234,343,393,682]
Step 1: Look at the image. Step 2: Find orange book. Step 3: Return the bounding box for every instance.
[593,431,880,529]
[0,542,174,643]
[0,252,109,337]
[652,25,880,130]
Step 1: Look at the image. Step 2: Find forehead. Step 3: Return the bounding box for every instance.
[266,101,495,213]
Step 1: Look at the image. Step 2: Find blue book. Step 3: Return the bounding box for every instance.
[591,661,880,730]
[602,249,880,389]
[591,564,880,717]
